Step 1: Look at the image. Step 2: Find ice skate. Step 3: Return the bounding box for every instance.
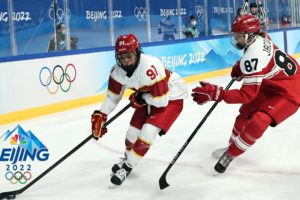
[110,163,132,186]
[214,152,233,175]
[111,155,127,175]
[211,147,228,159]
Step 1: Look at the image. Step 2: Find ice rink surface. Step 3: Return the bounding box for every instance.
[1,75,300,200]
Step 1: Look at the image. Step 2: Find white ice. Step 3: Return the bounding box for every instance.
[1,75,300,200]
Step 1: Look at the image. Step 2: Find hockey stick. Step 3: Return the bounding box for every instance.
[0,103,131,200]
[159,78,237,190]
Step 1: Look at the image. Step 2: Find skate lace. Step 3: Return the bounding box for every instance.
[115,168,127,180]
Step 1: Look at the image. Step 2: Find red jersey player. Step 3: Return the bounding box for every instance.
[191,14,300,173]
[91,34,188,186]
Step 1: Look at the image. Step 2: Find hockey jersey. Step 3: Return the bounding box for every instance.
[100,54,188,115]
[224,35,300,105]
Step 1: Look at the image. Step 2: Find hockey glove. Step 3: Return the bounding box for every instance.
[91,110,107,140]
[191,82,224,105]
[129,91,147,109]
[231,61,244,81]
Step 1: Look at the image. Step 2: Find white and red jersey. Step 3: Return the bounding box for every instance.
[224,35,300,105]
[100,54,188,115]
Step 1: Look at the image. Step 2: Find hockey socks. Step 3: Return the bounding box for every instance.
[215,112,271,174]
[228,111,271,157]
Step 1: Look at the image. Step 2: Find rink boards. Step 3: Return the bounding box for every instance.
[1,28,300,125]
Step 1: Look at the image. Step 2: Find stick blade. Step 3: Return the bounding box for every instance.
[0,191,17,200]
[159,173,170,190]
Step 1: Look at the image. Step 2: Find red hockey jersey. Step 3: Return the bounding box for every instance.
[224,36,300,105]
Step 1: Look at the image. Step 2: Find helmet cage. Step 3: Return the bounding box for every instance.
[115,34,142,76]
[231,32,257,50]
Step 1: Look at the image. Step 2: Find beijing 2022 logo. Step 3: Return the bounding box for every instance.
[0,125,49,184]
[39,64,77,94]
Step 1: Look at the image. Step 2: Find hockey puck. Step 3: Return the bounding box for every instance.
[6,194,16,199]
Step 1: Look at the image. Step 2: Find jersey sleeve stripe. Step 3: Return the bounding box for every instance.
[243,77,263,85]
[243,65,282,84]
[108,76,123,95]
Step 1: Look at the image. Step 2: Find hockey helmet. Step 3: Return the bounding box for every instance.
[115,34,140,54]
[231,14,261,49]
[115,34,142,76]
[231,14,261,34]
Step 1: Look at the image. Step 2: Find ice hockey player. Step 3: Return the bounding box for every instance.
[91,34,188,186]
[191,14,300,174]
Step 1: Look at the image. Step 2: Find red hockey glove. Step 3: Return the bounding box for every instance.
[91,110,107,140]
[231,61,244,81]
[191,82,224,105]
[129,91,147,109]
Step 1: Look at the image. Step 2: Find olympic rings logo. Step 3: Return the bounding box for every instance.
[48,6,71,23]
[39,64,77,94]
[134,7,147,21]
[5,171,32,184]
[195,5,205,17]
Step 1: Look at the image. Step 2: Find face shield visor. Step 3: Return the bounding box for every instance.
[231,32,257,50]
[231,33,247,50]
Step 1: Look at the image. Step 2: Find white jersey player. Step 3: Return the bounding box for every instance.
[91,34,188,186]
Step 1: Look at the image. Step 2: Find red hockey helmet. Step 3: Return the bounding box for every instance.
[115,34,140,54]
[231,14,261,34]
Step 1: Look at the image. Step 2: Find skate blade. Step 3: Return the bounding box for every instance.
[108,183,119,189]
[211,168,222,177]
[212,171,221,177]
